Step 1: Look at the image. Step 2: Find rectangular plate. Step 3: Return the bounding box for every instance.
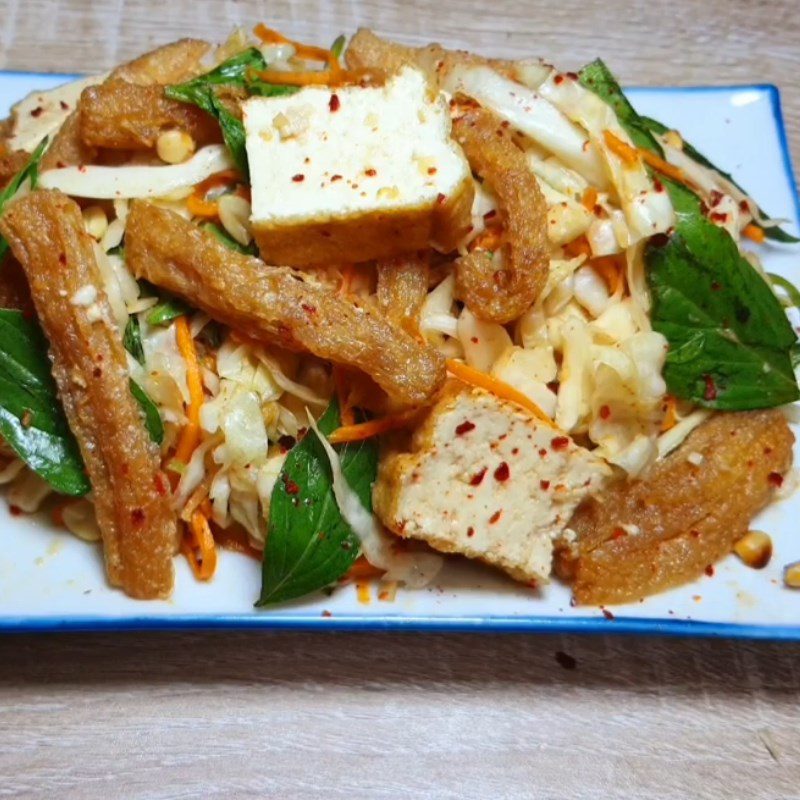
[1,73,799,637]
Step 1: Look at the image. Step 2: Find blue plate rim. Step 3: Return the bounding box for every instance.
[0,74,798,638]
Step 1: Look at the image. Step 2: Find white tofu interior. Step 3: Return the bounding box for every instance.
[243,67,470,225]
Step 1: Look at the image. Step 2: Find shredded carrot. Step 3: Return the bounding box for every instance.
[172,316,204,468]
[186,193,219,218]
[195,168,241,197]
[187,169,241,219]
[249,65,380,89]
[179,479,211,523]
[743,223,766,244]
[637,148,698,190]
[661,395,678,433]
[603,130,640,167]
[344,556,385,581]
[581,186,599,211]
[253,23,338,66]
[591,254,625,296]
[445,359,555,426]
[181,512,218,581]
[563,235,593,259]
[333,366,356,426]
[328,408,420,444]
[252,69,339,87]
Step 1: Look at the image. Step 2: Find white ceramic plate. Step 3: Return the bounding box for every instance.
[1,73,799,636]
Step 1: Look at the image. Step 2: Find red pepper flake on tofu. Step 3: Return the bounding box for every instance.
[494,462,510,482]
[292,174,305,182]
[455,420,476,435]
[489,510,502,524]
[540,480,550,491]
[551,436,570,451]
[328,93,340,112]
[470,467,487,486]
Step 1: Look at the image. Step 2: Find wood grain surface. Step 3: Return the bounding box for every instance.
[0,2,799,798]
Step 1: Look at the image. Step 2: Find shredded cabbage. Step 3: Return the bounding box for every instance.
[39,144,234,199]
[444,65,608,187]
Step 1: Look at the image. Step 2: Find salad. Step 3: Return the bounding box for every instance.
[0,25,798,606]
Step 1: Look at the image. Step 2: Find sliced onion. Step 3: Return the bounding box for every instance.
[39,145,234,199]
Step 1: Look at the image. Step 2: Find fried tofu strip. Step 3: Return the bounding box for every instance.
[79,80,221,151]
[43,38,211,170]
[556,410,794,605]
[0,190,177,599]
[112,38,211,86]
[376,253,429,336]
[345,29,547,88]
[126,202,446,405]
[452,109,548,323]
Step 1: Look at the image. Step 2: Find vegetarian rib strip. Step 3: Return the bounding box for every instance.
[125,202,446,405]
[376,253,429,336]
[43,38,212,170]
[0,190,177,599]
[79,79,222,151]
[452,108,549,323]
[556,410,794,604]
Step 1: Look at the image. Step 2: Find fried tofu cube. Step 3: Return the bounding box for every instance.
[243,67,473,267]
[374,380,611,584]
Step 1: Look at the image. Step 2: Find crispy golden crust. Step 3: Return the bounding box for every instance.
[111,38,211,85]
[43,38,212,170]
[376,253,429,335]
[126,201,446,405]
[0,150,30,189]
[79,80,221,151]
[451,109,548,323]
[345,29,530,87]
[345,29,449,82]
[41,112,96,171]
[556,411,794,605]
[252,177,473,269]
[0,190,177,600]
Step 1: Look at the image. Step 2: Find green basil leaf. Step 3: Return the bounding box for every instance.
[647,186,799,409]
[129,379,164,445]
[166,48,268,177]
[258,399,378,606]
[0,309,89,495]
[201,222,257,255]
[0,137,49,262]
[577,60,663,155]
[146,297,190,327]
[165,48,267,111]
[580,59,800,410]
[209,95,248,174]
[640,115,799,244]
[330,34,346,60]
[123,315,145,364]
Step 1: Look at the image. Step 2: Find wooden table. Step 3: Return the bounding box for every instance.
[0,1,799,797]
